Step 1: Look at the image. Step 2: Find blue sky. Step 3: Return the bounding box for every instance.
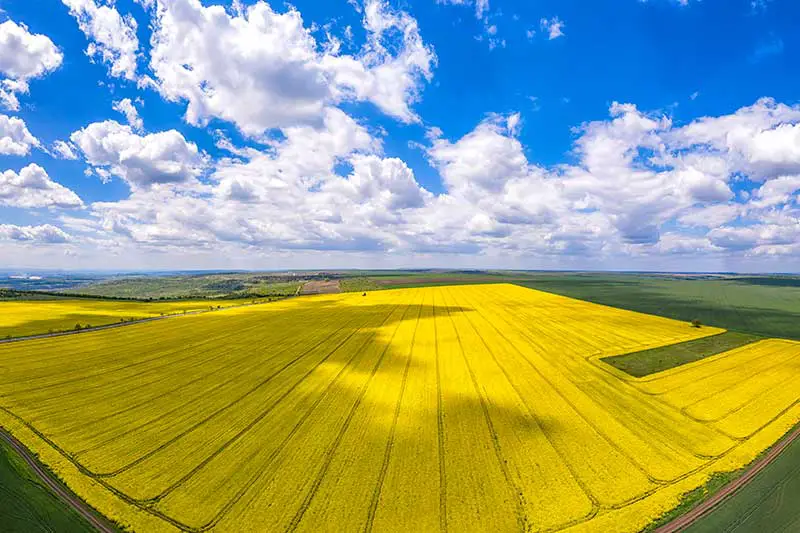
[0,0,798,271]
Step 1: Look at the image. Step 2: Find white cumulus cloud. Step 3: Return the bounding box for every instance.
[0,113,39,155]
[70,120,206,190]
[0,223,71,243]
[61,0,140,80]
[112,98,143,130]
[540,17,565,40]
[51,140,79,160]
[0,20,63,110]
[0,163,83,208]
[144,0,434,135]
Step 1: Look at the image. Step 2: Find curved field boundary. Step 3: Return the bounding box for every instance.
[0,304,406,533]
[0,428,117,533]
[71,309,354,456]
[654,424,800,533]
[461,287,720,478]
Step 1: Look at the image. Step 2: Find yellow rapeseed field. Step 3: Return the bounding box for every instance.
[0,297,271,339]
[0,283,798,532]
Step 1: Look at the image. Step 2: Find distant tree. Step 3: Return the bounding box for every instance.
[691,319,702,328]
[74,323,82,330]
[362,292,367,297]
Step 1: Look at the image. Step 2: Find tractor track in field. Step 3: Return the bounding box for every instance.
[654,424,800,533]
[0,297,287,346]
[0,428,116,533]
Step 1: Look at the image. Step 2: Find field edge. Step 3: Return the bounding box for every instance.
[600,331,762,378]
[644,420,800,533]
[0,427,122,532]
[0,412,178,532]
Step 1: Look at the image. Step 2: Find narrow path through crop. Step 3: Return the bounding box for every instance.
[654,424,800,533]
[0,428,116,533]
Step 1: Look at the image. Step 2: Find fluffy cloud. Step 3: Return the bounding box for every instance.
[751,175,800,208]
[51,98,800,265]
[665,98,800,178]
[90,107,431,251]
[323,155,431,211]
[51,140,79,160]
[0,223,70,243]
[429,114,529,195]
[423,99,799,255]
[679,204,742,228]
[112,98,143,130]
[70,120,206,189]
[0,114,40,155]
[324,0,436,123]
[214,107,379,204]
[61,0,139,80]
[0,20,63,110]
[540,17,565,40]
[145,0,434,134]
[0,164,83,208]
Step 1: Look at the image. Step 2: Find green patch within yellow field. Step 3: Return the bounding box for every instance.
[0,284,798,532]
[0,298,270,339]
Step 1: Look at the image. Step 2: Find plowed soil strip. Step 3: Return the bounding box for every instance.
[654,424,800,533]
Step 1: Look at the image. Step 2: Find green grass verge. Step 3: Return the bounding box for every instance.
[602,331,761,377]
[642,470,743,532]
[683,426,800,532]
[0,439,97,532]
[642,422,800,532]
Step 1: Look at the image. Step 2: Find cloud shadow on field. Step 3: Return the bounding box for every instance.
[3,296,549,531]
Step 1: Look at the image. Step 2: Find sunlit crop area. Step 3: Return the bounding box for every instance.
[0,284,798,532]
[0,298,271,339]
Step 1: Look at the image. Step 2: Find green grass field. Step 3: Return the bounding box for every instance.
[602,331,761,377]
[63,273,302,299]
[514,273,800,340]
[0,439,95,532]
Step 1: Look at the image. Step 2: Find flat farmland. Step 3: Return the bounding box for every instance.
[0,298,271,339]
[0,284,798,532]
